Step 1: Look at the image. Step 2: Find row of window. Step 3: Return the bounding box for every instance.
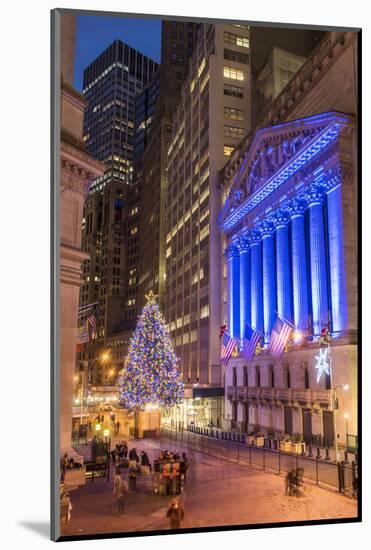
[223,66,244,81]
[224,31,249,49]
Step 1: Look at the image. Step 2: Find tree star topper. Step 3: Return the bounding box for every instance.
[145,290,158,304]
[314,347,331,383]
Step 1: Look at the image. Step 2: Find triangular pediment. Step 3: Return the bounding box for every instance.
[219,111,352,232]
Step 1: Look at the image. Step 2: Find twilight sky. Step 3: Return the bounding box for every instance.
[73,14,162,91]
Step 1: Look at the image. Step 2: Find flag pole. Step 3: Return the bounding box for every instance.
[274,311,296,330]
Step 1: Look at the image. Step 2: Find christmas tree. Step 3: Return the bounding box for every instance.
[118,291,184,410]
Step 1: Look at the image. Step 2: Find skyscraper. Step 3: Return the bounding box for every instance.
[78,40,158,386]
[138,20,199,309]
[164,23,252,427]
[124,73,161,326]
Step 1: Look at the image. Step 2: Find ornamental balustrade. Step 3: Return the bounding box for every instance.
[276,388,292,402]
[261,388,276,401]
[311,389,331,406]
[237,386,248,400]
[291,388,311,404]
[248,387,261,399]
[227,386,237,400]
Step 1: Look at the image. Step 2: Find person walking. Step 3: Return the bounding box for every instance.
[166,497,185,529]
[113,471,122,514]
[117,478,128,515]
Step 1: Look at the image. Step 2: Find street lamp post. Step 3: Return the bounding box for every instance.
[344,412,349,449]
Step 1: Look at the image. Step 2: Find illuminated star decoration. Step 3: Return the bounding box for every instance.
[314,347,331,383]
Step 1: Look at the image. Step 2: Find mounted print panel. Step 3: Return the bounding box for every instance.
[51,9,360,541]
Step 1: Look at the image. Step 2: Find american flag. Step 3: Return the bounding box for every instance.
[268,316,293,358]
[76,319,89,352]
[88,312,97,332]
[243,324,262,361]
[221,332,238,366]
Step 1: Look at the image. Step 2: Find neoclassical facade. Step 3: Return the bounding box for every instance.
[218,111,357,446]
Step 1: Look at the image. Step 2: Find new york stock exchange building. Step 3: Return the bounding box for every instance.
[219,107,358,449]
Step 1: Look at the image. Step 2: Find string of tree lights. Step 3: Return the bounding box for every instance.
[118,291,184,410]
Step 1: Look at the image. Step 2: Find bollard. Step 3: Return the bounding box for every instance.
[344,450,349,464]
[325,448,331,461]
[308,445,313,458]
[337,462,345,492]
[316,447,321,460]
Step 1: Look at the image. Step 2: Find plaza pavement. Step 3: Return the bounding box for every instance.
[61,435,357,538]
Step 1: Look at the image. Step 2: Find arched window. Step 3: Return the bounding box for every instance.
[325,370,331,390]
[268,365,275,388]
[256,365,261,387]
[243,366,248,386]
[283,363,291,388]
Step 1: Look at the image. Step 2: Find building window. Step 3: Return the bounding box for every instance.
[224,31,249,48]
[268,365,275,388]
[224,84,244,98]
[255,366,261,388]
[224,125,244,139]
[232,367,237,386]
[304,367,310,389]
[223,66,244,81]
[200,304,209,319]
[243,366,248,386]
[284,364,291,389]
[224,106,244,121]
[224,48,250,64]
[224,145,236,157]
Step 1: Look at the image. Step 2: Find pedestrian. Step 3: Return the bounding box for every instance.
[166,497,185,529]
[117,478,128,515]
[181,453,189,481]
[113,472,122,514]
[116,420,120,434]
[61,491,72,524]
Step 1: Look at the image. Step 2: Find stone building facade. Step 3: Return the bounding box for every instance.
[59,14,105,452]
[219,31,358,448]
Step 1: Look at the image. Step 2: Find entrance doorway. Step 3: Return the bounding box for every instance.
[284,406,293,436]
[302,409,312,444]
[323,410,334,448]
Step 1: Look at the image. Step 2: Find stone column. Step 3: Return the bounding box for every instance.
[306,184,329,336]
[249,228,264,334]
[237,236,251,341]
[289,197,309,333]
[325,175,348,335]
[274,208,293,323]
[225,243,240,339]
[261,219,276,342]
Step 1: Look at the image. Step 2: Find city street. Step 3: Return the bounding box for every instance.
[61,437,357,537]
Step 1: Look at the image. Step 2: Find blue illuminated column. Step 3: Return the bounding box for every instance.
[289,197,309,333]
[306,184,329,336]
[249,229,264,334]
[225,243,240,339]
[260,219,276,342]
[237,236,251,341]
[326,177,348,335]
[274,208,293,323]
